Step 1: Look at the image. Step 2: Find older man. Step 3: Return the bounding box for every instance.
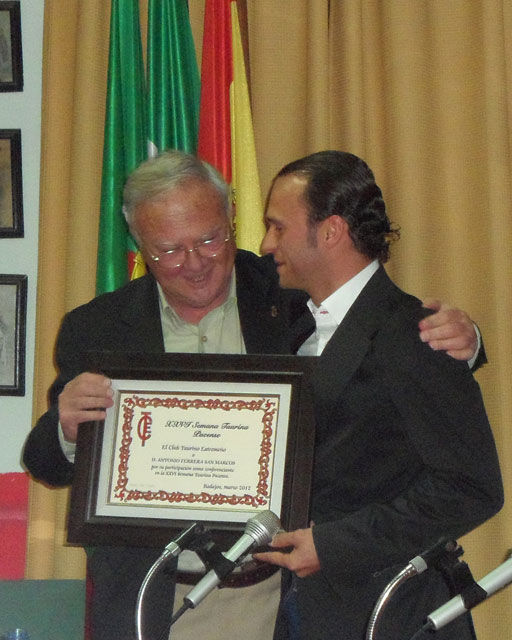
[24,150,481,640]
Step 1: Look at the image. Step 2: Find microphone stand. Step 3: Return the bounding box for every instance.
[366,558,433,640]
[365,539,461,640]
[169,536,240,626]
[135,523,208,640]
[170,510,281,628]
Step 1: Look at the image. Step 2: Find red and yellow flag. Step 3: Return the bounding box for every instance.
[198,0,264,254]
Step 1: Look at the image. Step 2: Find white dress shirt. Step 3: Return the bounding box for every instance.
[298,261,379,356]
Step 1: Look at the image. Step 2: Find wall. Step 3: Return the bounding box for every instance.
[0,0,44,578]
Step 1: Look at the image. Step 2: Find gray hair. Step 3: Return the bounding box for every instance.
[123,150,231,234]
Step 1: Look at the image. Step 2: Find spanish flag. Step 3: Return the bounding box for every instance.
[198,0,264,254]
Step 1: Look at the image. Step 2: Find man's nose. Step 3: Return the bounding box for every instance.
[181,247,205,270]
[260,230,274,255]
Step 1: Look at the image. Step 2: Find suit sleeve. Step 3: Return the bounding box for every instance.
[22,312,83,486]
[312,307,503,586]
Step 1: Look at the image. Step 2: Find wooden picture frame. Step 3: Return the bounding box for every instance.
[0,129,23,237]
[68,352,316,550]
[0,2,23,92]
[0,274,27,396]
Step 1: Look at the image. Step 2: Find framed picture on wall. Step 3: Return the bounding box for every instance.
[0,1,23,92]
[0,129,23,238]
[0,274,27,396]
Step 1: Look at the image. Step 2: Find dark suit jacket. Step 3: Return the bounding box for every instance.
[23,249,306,640]
[286,267,503,640]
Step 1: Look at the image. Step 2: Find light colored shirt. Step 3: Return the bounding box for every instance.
[298,260,379,356]
[157,275,245,355]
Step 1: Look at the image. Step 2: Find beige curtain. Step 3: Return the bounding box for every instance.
[28,1,512,637]
[26,0,111,579]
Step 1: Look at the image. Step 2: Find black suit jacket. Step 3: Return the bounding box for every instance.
[23,250,305,486]
[23,250,307,640]
[287,267,503,640]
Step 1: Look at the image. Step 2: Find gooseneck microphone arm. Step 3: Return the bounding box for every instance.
[366,562,424,640]
[135,522,206,640]
[366,539,460,640]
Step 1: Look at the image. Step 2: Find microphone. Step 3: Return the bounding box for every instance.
[425,555,512,631]
[171,510,281,624]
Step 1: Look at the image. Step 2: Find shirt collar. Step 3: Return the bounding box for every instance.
[156,272,238,327]
[307,260,379,326]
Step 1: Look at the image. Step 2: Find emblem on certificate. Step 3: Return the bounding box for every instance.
[68,353,315,548]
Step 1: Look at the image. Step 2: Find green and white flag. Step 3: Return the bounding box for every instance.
[97,0,200,292]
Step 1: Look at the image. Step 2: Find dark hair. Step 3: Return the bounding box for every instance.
[274,150,399,262]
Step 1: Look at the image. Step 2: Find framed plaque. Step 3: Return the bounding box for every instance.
[68,352,315,549]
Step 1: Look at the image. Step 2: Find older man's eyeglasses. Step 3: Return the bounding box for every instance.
[148,228,231,269]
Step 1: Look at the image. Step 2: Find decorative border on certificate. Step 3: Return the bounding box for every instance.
[97,381,291,522]
[68,353,315,548]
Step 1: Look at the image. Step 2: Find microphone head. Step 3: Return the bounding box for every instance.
[245,510,281,546]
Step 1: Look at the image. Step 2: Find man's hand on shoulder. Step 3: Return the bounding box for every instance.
[59,372,114,443]
[419,298,478,361]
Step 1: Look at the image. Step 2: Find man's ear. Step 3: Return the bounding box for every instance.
[321,215,349,246]
[228,204,235,228]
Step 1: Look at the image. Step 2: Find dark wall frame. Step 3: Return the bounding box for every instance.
[0,129,23,238]
[0,1,23,92]
[0,273,27,396]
